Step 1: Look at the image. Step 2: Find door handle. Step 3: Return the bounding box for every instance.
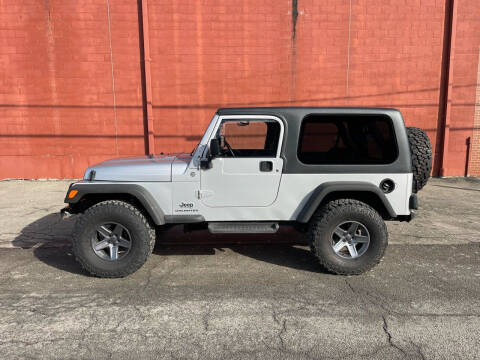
[259,161,273,172]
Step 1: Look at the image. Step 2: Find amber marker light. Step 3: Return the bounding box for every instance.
[68,189,78,199]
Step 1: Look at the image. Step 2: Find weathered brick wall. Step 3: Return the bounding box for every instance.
[469,47,480,176]
[147,0,293,154]
[450,0,480,176]
[1,0,479,178]
[0,0,143,178]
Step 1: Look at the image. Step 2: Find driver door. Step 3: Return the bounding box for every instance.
[200,116,284,207]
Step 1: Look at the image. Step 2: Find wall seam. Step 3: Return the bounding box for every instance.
[346,0,352,100]
[470,46,480,176]
[290,0,298,102]
[439,0,457,176]
[106,0,118,155]
[140,0,155,155]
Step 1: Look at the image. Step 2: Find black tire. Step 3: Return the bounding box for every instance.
[406,127,432,193]
[307,199,388,275]
[72,200,156,278]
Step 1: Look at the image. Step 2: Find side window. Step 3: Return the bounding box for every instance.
[298,115,397,165]
[216,119,280,157]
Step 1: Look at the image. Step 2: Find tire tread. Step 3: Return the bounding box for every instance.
[72,200,155,278]
[307,199,388,275]
[406,127,432,193]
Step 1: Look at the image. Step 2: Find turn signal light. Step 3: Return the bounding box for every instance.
[68,189,78,199]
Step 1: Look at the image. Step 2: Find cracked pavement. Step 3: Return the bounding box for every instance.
[0,178,479,359]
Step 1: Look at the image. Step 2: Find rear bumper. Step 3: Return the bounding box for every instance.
[397,211,415,222]
[409,194,418,210]
[397,194,418,222]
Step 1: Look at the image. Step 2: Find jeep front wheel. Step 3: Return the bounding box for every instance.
[307,199,388,275]
[72,200,156,278]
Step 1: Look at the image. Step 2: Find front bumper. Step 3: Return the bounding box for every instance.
[60,206,75,219]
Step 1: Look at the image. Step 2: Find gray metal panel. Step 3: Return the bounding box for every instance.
[84,155,174,182]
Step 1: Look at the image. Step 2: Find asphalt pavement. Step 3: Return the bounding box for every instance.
[0,177,479,359]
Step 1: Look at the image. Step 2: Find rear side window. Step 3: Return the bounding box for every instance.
[298,115,397,165]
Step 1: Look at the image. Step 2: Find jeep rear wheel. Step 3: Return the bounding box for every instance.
[307,199,388,275]
[72,200,156,278]
[406,126,432,193]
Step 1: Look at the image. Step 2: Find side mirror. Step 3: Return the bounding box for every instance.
[199,138,220,170]
[199,157,210,169]
[210,138,220,158]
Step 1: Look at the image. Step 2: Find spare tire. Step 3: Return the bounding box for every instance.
[406,127,432,193]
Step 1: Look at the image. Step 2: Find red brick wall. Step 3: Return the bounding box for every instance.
[0,0,144,178]
[147,0,293,153]
[469,53,480,176]
[1,0,479,179]
[448,0,480,176]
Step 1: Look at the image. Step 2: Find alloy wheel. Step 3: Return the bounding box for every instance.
[330,220,370,259]
[91,222,132,261]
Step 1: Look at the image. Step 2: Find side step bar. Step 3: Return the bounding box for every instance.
[208,222,279,234]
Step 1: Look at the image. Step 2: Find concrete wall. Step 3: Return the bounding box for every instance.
[1,0,479,178]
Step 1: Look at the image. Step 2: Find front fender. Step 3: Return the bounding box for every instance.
[65,182,166,225]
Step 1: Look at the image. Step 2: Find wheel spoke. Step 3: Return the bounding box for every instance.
[112,224,123,236]
[92,222,131,261]
[94,240,109,251]
[347,222,359,235]
[117,238,131,249]
[97,225,112,239]
[110,245,119,260]
[346,243,359,258]
[333,226,345,238]
[332,240,347,253]
[352,234,369,243]
[330,221,370,260]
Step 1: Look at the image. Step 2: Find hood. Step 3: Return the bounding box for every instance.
[84,154,192,182]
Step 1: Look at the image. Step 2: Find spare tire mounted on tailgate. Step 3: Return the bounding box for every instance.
[406,127,432,193]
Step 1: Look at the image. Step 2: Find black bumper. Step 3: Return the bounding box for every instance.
[397,194,418,222]
[60,205,76,219]
[409,194,418,210]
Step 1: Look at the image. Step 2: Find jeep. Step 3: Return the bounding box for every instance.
[62,107,432,277]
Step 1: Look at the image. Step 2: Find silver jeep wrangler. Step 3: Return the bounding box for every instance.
[63,107,432,277]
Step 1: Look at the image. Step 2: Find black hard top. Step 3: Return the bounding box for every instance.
[216,107,411,174]
[218,106,399,114]
[217,107,402,122]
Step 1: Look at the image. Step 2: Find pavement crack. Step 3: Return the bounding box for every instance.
[279,319,287,350]
[202,305,213,332]
[382,315,408,357]
[271,308,288,350]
